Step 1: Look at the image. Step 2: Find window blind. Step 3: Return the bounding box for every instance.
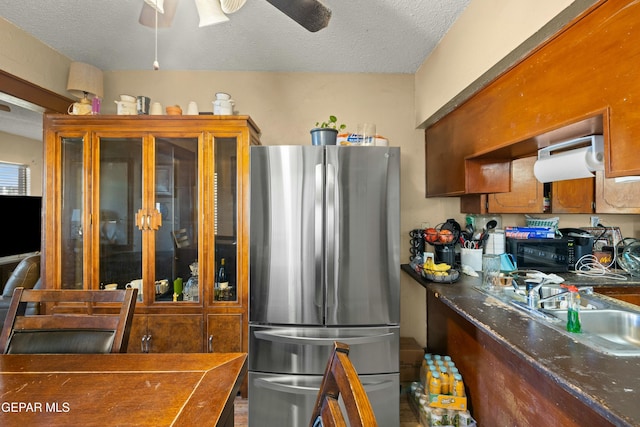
[0,161,30,195]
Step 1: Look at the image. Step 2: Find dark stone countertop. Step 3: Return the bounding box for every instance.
[402,264,640,427]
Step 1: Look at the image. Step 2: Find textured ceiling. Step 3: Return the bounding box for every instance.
[0,0,470,73]
[0,0,470,140]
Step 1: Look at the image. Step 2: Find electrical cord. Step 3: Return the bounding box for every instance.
[574,253,628,281]
[570,222,628,280]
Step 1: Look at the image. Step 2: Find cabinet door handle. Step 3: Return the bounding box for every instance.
[208,335,213,353]
[136,209,146,230]
[141,335,147,352]
[145,335,152,353]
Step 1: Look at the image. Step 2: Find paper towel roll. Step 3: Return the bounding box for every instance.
[533,146,598,182]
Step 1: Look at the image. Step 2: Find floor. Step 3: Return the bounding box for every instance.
[232,391,421,426]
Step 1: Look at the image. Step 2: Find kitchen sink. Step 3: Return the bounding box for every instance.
[541,309,640,356]
[474,283,640,356]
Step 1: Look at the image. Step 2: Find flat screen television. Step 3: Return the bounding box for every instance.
[0,195,42,258]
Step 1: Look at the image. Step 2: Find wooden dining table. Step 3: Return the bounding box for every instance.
[0,352,247,427]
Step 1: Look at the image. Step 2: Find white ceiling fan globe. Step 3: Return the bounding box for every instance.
[143,0,165,14]
[220,0,247,14]
[195,0,229,27]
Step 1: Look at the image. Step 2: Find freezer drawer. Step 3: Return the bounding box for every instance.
[249,325,399,375]
[248,371,399,427]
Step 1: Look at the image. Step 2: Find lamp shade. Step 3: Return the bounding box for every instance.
[67,62,104,99]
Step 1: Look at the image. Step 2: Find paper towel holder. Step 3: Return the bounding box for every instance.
[533,134,604,182]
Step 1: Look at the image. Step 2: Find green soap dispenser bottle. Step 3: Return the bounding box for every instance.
[563,284,581,333]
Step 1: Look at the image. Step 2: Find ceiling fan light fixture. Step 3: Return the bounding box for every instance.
[195,0,229,27]
[220,0,247,14]
[143,0,165,14]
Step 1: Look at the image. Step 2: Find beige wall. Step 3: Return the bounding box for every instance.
[0,18,71,97]
[103,70,416,148]
[0,131,43,196]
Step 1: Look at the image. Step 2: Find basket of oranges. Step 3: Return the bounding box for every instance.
[423,219,460,246]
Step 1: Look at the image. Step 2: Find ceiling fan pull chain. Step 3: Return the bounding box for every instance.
[153,0,159,70]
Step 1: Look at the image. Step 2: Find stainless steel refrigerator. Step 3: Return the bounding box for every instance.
[248,145,400,427]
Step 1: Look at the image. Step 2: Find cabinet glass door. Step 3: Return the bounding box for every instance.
[60,137,84,289]
[98,138,143,291]
[154,137,199,302]
[214,137,238,302]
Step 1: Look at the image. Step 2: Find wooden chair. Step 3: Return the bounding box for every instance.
[309,341,378,427]
[0,287,137,354]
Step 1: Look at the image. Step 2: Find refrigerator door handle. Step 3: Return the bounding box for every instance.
[325,162,337,311]
[254,377,319,395]
[315,163,324,309]
[255,376,395,395]
[254,330,395,346]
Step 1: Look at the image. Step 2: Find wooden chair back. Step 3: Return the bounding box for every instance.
[309,341,378,427]
[0,287,137,354]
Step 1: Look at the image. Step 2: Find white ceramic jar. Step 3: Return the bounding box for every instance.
[213,92,234,115]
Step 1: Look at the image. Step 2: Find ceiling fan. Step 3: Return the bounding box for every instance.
[139,0,332,32]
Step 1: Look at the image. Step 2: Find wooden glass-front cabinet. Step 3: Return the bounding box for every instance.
[42,114,260,355]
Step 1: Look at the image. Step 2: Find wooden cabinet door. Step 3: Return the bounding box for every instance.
[206,314,242,353]
[147,314,203,353]
[425,129,470,196]
[551,178,594,213]
[128,314,203,353]
[127,315,149,353]
[595,171,640,213]
[488,157,544,213]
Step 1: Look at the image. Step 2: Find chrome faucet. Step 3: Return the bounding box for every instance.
[525,281,547,309]
[526,282,593,309]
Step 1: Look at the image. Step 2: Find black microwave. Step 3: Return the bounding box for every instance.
[506,230,594,272]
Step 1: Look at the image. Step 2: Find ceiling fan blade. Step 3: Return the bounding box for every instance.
[265,0,332,32]
[139,0,179,28]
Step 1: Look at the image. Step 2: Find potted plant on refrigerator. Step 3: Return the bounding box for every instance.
[310,115,347,146]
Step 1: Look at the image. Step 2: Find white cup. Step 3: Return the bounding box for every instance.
[150,102,163,115]
[186,101,199,115]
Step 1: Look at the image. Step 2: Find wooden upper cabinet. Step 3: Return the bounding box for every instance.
[551,178,594,214]
[425,131,468,197]
[488,157,543,213]
[483,156,595,214]
[427,1,640,197]
[595,171,640,213]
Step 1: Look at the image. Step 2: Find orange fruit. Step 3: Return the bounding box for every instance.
[424,228,439,243]
[438,229,454,243]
